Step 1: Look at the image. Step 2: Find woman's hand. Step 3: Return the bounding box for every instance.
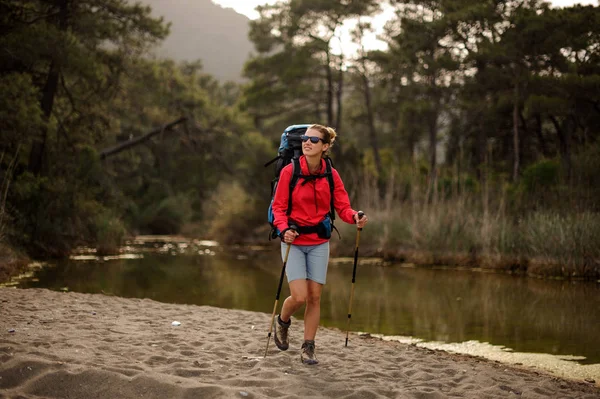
[283,229,299,244]
[354,212,368,229]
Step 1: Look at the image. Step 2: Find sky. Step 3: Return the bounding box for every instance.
[213,0,597,20]
[211,0,598,53]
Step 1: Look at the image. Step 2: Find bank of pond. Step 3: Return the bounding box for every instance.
[1,236,599,383]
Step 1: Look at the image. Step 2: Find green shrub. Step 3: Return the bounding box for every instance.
[462,176,478,193]
[0,73,44,147]
[571,143,600,210]
[520,159,560,194]
[572,142,600,186]
[95,211,126,255]
[202,181,259,244]
[139,194,192,234]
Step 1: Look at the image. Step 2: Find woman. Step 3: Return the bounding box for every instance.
[271,124,368,365]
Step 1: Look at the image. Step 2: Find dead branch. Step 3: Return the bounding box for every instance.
[100,117,187,160]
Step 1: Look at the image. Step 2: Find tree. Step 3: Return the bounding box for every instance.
[384,0,460,198]
[0,0,169,254]
[524,5,600,181]
[243,0,379,135]
[349,21,383,180]
[1,0,169,176]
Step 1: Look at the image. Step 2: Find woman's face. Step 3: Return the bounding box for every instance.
[302,128,329,157]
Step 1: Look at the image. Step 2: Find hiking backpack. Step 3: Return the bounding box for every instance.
[265,124,336,240]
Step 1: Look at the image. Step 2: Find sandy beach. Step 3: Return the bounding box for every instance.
[1,287,598,399]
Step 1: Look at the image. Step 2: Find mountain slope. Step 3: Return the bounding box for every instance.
[139,0,254,81]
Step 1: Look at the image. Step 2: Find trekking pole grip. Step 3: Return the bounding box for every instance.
[357,211,364,231]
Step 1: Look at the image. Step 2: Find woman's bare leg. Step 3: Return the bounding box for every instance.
[303,280,323,340]
[280,279,308,322]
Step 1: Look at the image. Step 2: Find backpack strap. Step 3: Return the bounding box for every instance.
[286,157,341,239]
[324,157,341,239]
[286,157,301,216]
[324,157,335,222]
[290,157,337,219]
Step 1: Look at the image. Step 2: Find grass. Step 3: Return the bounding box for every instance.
[0,241,30,283]
[334,172,600,280]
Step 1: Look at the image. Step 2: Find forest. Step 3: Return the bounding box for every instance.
[1,0,599,280]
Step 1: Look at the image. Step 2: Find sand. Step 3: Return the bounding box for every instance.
[1,287,598,399]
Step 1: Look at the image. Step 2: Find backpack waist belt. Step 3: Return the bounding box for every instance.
[290,217,336,240]
[293,224,320,235]
[289,217,333,237]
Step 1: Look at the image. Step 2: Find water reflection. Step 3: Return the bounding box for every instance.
[324,264,600,365]
[17,247,600,364]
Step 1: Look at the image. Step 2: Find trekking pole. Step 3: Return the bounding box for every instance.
[345,211,364,347]
[264,226,297,358]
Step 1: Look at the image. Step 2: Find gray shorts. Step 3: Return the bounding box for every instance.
[281,242,330,284]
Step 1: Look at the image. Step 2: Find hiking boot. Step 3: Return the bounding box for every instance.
[300,340,318,365]
[274,315,290,351]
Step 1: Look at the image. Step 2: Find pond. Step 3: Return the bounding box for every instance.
[9,237,600,374]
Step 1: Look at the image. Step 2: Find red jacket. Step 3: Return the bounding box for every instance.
[272,155,357,245]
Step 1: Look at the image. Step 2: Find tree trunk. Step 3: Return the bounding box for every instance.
[334,60,343,131]
[534,114,549,157]
[512,84,520,182]
[407,130,416,165]
[550,115,572,182]
[428,78,440,199]
[361,72,382,179]
[475,113,486,181]
[28,0,69,176]
[325,50,334,127]
[428,104,438,199]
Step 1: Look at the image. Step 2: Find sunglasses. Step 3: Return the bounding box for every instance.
[300,135,325,144]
